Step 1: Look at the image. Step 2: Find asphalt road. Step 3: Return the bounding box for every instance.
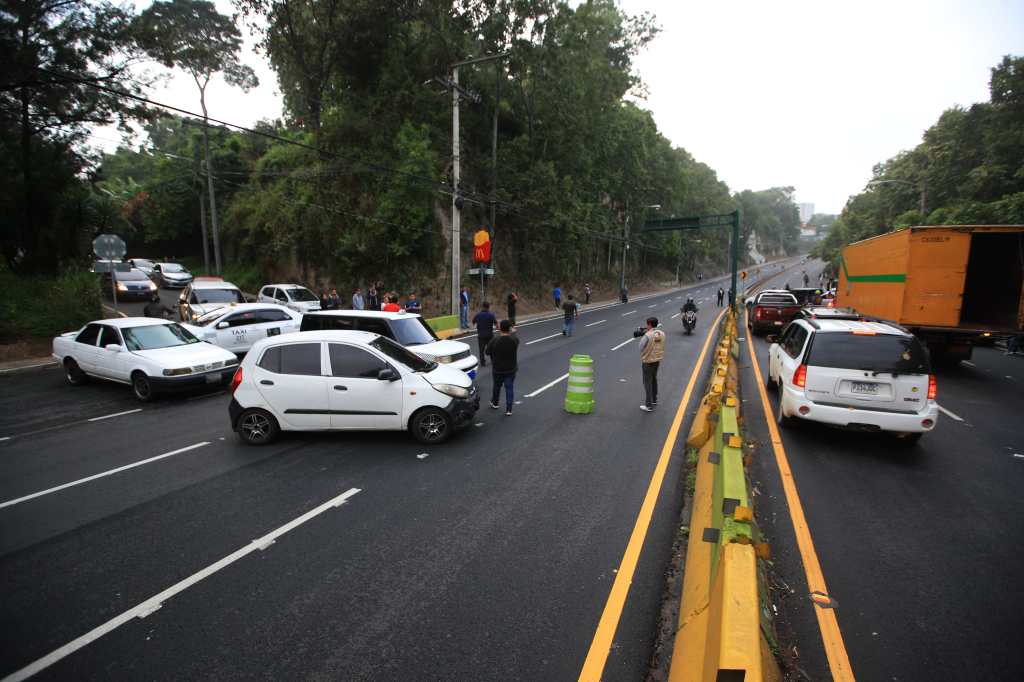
[739,265,1024,680]
[0,261,796,681]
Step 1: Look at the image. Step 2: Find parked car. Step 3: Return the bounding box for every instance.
[181,303,301,355]
[128,258,157,278]
[53,318,239,401]
[228,330,479,445]
[766,318,937,444]
[796,306,861,322]
[299,310,478,379]
[178,278,246,322]
[257,284,322,313]
[101,267,158,301]
[748,291,801,335]
[153,262,194,288]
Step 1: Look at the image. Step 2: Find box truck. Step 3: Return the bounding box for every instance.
[837,225,1024,363]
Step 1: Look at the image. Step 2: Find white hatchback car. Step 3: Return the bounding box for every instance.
[178,278,246,322]
[181,303,301,355]
[766,318,938,444]
[257,284,322,313]
[53,318,239,401]
[229,331,480,445]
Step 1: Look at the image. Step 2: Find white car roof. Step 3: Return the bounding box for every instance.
[805,319,909,336]
[91,317,173,329]
[250,330,379,355]
[198,303,295,318]
[192,279,240,290]
[305,309,421,320]
[155,262,186,267]
[264,283,310,289]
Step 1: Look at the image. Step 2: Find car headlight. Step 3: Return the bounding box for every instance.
[431,383,470,399]
[148,281,157,290]
[116,282,128,291]
[163,367,191,376]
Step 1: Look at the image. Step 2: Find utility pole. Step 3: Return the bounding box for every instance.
[193,145,210,273]
[620,200,630,295]
[919,178,927,220]
[451,65,461,316]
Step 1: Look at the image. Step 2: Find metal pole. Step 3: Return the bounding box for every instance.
[919,179,927,221]
[451,66,461,316]
[730,209,740,308]
[620,204,630,295]
[202,122,222,275]
[111,272,118,312]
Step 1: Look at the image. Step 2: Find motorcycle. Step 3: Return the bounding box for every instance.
[682,309,697,335]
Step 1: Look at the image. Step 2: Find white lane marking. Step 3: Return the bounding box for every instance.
[0,361,58,374]
[937,405,964,422]
[622,310,637,316]
[524,373,569,398]
[962,361,976,368]
[1014,453,1024,459]
[3,488,361,682]
[87,408,143,422]
[585,319,606,328]
[670,313,680,319]
[474,422,484,427]
[526,332,563,346]
[0,442,210,510]
[611,338,634,351]
[648,304,657,308]
[0,437,9,442]
[417,453,430,460]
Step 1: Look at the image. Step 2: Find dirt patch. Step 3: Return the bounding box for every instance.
[0,337,53,364]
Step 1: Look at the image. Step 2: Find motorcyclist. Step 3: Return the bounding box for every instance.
[144,293,172,319]
[682,296,698,313]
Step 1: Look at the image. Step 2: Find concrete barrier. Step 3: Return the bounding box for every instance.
[668,309,781,682]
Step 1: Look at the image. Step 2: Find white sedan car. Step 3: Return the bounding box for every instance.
[257,284,322,313]
[53,318,239,401]
[181,303,301,355]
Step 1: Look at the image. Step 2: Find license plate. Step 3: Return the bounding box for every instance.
[851,381,879,395]
[267,327,280,336]
[205,373,221,384]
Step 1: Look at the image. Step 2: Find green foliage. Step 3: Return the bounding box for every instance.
[816,54,1024,266]
[0,264,101,339]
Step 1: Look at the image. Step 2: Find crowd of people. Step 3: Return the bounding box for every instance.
[318,280,423,314]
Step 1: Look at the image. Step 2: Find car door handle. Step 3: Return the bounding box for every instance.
[333,385,347,391]
[260,380,274,386]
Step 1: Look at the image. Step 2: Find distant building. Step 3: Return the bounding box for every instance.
[798,202,815,227]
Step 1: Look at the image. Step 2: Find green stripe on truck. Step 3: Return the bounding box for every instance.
[840,255,906,283]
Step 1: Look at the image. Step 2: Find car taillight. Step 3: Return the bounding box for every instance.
[755,307,763,319]
[792,364,807,388]
[230,366,243,393]
[927,374,937,400]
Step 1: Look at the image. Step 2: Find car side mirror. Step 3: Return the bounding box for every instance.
[104,343,123,353]
[216,321,229,329]
[377,368,399,382]
[766,334,780,344]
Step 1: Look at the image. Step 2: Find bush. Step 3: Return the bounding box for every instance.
[0,264,102,339]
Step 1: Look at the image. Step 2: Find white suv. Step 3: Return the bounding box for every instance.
[228,330,479,445]
[766,318,938,444]
[257,284,321,313]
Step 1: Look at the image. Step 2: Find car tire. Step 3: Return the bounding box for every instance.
[765,370,775,391]
[64,358,89,385]
[410,407,452,445]
[131,372,154,402]
[236,408,280,445]
[776,389,797,429]
[893,432,922,447]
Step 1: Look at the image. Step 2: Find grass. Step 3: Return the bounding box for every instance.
[0,264,102,340]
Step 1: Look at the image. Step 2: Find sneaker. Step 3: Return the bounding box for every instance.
[490,402,499,409]
[640,405,653,412]
[505,410,513,416]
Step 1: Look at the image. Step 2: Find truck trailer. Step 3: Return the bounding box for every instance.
[837,225,1024,363]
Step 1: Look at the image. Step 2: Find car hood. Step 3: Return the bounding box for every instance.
[132,342,237,367]
[423,362,472,388]
[411,339,471,360]
[163,272,192,279]
[190,301,232,317]
[179,323,210,338]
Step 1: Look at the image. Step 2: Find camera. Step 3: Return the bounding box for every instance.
[632,326,646,338]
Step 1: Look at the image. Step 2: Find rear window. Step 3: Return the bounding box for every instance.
[759,295,798,305]
[115,269,150,281]
[806,333,930,374]
[194,288,244,304]
[300,314,356,332]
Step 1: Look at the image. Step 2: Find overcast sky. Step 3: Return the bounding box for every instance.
[119,0,1023,215]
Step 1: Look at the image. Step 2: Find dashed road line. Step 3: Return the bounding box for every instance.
[670,313,680,319]
[648,304,657,308]
[610,338,634,351]
[585,319,606,327]
[524,373,570,398]
[87,408,143,422]
[0,442,211,510]
[525,332,563,346]
[937,405,964,422]
[3,488,361,682]
[962,361,976,368]
[622,310,637,316]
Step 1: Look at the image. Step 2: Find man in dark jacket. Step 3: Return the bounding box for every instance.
[472,302,497,366]
[486,319,519,416]
[144,293,171,318]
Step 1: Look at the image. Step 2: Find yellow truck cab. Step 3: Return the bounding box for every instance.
[837,225,1024,363]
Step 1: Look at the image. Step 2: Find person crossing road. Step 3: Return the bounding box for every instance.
[639,317,665,412]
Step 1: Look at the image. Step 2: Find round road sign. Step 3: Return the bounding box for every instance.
[93,234,127,260]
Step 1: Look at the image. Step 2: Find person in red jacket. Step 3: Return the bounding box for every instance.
[382,294,401,312]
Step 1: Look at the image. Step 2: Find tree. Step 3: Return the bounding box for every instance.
[135,0,258,273]
[0,0,146,271]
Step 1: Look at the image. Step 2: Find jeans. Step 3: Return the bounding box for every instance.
[460,303,469,328]
[492,371,516,408]
[478,335,492,366]
[563,317,575,336]
[642,361,660,408]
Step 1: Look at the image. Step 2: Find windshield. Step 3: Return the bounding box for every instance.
[284,287,318,302]
[807,333,930,374]
[161,264,186,273]
[122,323,200,351]
[196,288,245,304]
[132,259,153,267]
[370,336,433,372]
[115,269,150,281]
[760,295,798,305]
[390,317,439,346]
